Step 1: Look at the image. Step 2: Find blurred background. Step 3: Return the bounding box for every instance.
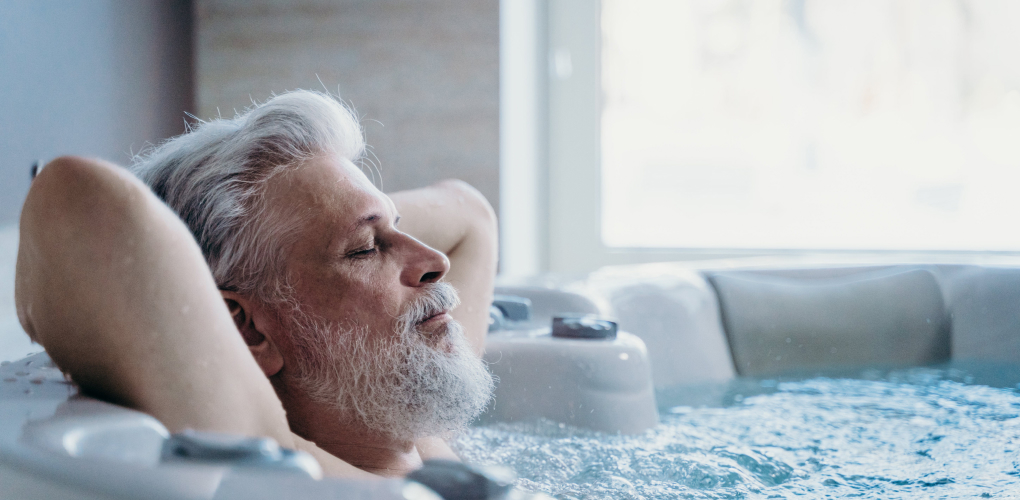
[600,0,1020,253]
[2,0,1020,283]
[0,0,499,226]
[0,0,498,358]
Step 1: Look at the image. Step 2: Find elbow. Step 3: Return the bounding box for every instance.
[16,157,154,342]
[26,156,119,220]
[23,156,151,232]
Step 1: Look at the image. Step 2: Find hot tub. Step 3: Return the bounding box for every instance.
[470,257,1020,498]
[3,216,1020,498]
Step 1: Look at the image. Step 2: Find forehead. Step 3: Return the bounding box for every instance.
[263,155,392,232]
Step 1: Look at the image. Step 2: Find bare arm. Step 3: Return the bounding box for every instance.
[15,157,372,479]
[388,180,498,356]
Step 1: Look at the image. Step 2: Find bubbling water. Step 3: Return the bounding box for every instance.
[454,368,1020,499]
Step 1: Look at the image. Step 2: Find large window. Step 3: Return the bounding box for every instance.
[601,0,1020,251]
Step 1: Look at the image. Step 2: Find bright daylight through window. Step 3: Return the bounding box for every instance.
[601,0,1020,250]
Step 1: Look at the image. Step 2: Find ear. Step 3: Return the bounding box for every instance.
[221,291,285,377]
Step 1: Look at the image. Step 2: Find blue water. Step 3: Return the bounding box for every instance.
[454,369,1020,499]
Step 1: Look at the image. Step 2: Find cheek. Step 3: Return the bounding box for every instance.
[323,271,404,324]
[346,261,406,305]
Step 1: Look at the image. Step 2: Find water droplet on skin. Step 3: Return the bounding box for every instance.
[618,352,629,361]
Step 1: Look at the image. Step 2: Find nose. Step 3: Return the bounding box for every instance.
[399,233,450,287]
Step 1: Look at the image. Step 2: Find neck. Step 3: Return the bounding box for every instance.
[313,440,423,476]
[271,376,422,477]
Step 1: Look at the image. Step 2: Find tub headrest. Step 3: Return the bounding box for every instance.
[708,267,949,376]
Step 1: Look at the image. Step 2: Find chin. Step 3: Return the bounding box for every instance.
[290,308,494,443]
[424,320,460,353]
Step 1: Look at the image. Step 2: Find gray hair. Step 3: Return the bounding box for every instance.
[130,90,365,303]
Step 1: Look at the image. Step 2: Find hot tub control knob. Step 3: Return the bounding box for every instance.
[551,315,618,339]
[161,430,322,478]
[489,295,533,332]
[492,295,532,321]
[407,459,515,500]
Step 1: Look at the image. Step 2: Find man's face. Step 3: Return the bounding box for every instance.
[264,154,453,351]
[260,154,492,440]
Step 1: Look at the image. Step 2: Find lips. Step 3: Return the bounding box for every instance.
[396,283,461,336]
[417,310,451,326]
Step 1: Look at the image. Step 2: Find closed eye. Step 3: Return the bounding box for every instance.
[347,244,378,259]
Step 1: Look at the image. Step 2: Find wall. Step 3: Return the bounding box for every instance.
[0,0,194,226]
[0,1,193,360]
[195,0,500,209]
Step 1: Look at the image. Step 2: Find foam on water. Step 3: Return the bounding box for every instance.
[454,369,1020,499]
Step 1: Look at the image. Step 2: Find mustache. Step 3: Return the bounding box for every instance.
[396,282,461,332]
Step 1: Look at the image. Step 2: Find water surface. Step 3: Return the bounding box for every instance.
[454,368,1020,499]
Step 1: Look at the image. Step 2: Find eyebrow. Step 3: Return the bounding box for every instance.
[354,214,381,229]
[353,213,400,229]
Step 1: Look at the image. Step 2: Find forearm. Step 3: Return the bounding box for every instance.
[388,180,498,355]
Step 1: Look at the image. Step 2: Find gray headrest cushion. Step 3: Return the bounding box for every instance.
[709,268,949,376]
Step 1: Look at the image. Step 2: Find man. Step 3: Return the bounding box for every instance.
[15,90,498,478]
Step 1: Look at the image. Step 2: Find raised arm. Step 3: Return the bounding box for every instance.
[388,180,498,356]
[15,156,372,479]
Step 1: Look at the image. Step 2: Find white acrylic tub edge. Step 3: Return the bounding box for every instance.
[483,330,658,435]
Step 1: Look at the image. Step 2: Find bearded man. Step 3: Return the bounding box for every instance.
[15,90,498,478]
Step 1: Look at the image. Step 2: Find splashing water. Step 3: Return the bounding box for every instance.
[454,368,1020,499]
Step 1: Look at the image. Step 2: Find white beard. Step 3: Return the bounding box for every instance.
[285,283,494,442]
